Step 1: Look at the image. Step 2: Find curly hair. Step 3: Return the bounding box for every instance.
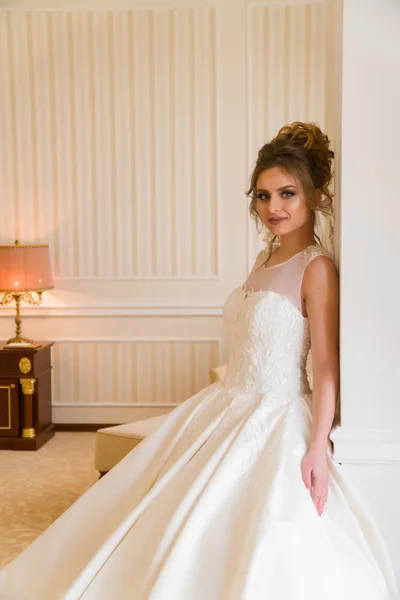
[246,121,335,247]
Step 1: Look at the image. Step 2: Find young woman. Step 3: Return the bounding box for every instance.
[0,122,398,599]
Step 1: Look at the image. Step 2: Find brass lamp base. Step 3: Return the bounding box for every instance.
[1,290,43,347]
[6,334,33,345]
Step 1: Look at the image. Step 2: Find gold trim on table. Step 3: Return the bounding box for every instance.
[19,358,32,374]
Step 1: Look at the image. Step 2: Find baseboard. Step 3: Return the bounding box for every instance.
[54,423,116,432]
[52,404,176,425]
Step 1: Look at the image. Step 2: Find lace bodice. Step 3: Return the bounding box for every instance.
[222,244,333,400]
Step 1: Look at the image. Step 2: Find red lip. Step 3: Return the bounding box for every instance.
[268,218,287,223]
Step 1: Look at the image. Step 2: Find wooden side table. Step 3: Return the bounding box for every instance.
[0,341,55,450]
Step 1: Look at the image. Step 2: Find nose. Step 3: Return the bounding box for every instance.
[268,193,282,212]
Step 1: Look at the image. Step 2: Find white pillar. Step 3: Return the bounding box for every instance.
[332,0,400,464]
[331,2,400,578]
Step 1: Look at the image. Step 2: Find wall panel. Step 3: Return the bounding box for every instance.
[0,8,218,279]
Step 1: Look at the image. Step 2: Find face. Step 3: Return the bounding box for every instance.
[255,166,314,236]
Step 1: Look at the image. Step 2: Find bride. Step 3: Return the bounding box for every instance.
[1,122,398,599]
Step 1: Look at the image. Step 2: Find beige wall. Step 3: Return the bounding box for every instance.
[0,0,337,423]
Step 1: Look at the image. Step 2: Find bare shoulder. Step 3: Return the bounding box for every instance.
[301,250,339,364]
[303,253,338,291]
[301,252,339,319]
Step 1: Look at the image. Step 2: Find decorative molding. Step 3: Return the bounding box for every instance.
[52,403,175,424]
[0,304,224,317]
[247,0,325,6]
[51,336,222,343]
[52,276,220,282]
[2,3,217,11]
[331,428,400,465]
[54,402,180,407]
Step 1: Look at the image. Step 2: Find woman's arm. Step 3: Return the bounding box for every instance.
[300,255,340,514]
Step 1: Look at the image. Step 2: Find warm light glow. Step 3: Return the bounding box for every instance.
[0,244,53,292]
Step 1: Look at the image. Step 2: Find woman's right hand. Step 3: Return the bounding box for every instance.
[301,441,330,516]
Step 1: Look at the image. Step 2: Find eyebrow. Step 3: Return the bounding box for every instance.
[256,185,297,192]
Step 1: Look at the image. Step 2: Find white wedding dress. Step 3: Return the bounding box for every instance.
[0,244,398,600]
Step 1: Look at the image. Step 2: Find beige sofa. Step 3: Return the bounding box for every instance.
[95,364,227,475]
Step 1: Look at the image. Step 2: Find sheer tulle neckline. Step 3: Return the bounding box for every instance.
[261,244,317,270]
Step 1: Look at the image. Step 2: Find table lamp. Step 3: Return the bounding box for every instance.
[0,241,54,347]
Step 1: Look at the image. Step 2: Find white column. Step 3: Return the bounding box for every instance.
[331,0,400,580]
[332,0,400,464]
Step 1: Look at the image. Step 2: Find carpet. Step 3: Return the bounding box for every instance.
[0,432,99,569]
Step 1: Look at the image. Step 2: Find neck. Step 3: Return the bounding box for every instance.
[278,226,316,255]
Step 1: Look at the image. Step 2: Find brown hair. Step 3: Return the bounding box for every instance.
[246,121,335,247]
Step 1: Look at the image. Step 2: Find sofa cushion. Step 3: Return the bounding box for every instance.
[95,414,168,473]
[209,364,227,383]
[97,413,168,440]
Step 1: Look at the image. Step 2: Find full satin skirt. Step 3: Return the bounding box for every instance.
[0,381,397,599]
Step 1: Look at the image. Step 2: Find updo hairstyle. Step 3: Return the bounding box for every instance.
[246,121,335,246]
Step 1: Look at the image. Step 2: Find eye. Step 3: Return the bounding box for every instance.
[255,192,269,201]
[282,191,295,198]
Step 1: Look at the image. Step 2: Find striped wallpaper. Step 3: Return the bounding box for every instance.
[52,338,220,406]
[0,8,218,279]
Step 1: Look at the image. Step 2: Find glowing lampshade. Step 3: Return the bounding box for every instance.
[0,243,53,293]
